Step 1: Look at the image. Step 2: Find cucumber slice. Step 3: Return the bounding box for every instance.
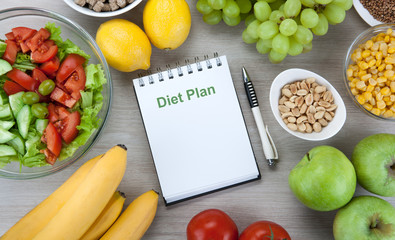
[16,105,32,139]
[0,59,12,76]
[0,120,14,130]
[35,119,49,135]
[7,129,25,155]
[9,92,25,118]
[0,90,8,105]
[0,104,12,120]
[0,127,16,143]
[0,144,17,156]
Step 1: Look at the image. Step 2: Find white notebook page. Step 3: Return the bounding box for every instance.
[133,56,260,204]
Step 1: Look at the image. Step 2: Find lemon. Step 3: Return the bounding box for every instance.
[96,19,152,72]
[143,0,191,50]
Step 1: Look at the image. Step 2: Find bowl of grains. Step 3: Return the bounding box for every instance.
[353,0,394,26]
[270,68,347,141]
[64,0,142,17]
[344,24,395,120]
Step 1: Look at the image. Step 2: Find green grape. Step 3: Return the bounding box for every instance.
[242,29,258,44]
[314,0,333,4]
[269,10,285,24]
[303,41,313,53]
[312,13,328,36]
[245,13,256,26]
[331,0,352,10]
[288,37,303,56]
[223,13,241,26]
[256,39,271,54]
[323,3,346,24]
[293,25,313,44]
[269,0,286,10]
[284,0,301,18]
[261,0,277,3]
[272,33,289,54]
[260,38,273,48]
[300,0,315,7]
[300,8,319,28]
[223,0,240,18]
[279,3,285,11]
[269,49,287,63]
[208,0,226,10]
[203,10,222,25]
[254,1,272,22]
[196,0,213,15]
[237,0,252,13]
[246,19,262,39]
[279,19,297,36]
[258,20,279,39]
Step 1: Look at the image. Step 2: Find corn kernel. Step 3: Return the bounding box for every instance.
[347,69,353,78]
[389,47,395,54]
[351,88,359,95]
[381,87,391,96]
[377,100,386,109]
[385,35,391,43]
[357,95,366,105]
[369,78,377,86]
[386,101,393,106]
[362,50,371,58]
[367,84,375,92]
[376,51,383,60]
[361,74,372,81]
[368,59,376,67]
[358,70,367,78]
[356,81,366,90]
[390,94,395,101]
[385,56,395,64]
[383,110,394,118]
[359,61,369,70]
[370,97,376,106]
[366,40,374,49]
[387,28,393,35]
[384,96,390,102]
[376,58,382,67]
[363,103,373,111]
[377,76,387,83]
[378,64,386,72]
[371,108,381,115]
[363,92,372,101]
[391,82,395,92]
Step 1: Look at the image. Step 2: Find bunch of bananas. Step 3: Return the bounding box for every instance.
[1,145,159,240]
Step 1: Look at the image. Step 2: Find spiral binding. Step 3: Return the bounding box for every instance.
[137,53,222,87]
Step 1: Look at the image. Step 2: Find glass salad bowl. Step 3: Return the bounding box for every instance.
[0,8,112,179]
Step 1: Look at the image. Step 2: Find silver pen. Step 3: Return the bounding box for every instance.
[242,67,278,166]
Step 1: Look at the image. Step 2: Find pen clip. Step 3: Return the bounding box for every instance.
[265,125,278,160]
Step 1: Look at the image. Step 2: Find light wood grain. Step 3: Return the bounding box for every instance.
[1,1,394,239]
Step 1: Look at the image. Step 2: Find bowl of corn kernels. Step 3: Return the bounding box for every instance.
[344,23,395,120]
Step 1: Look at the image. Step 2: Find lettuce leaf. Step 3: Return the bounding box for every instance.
[21,129,47,167]
[13,53,36,71]
[0,41,7,58]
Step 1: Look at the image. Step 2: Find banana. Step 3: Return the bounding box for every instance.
[1,154,103,240]
[80,191,126,240]
[100,190,159,240]
[33,144,127,240]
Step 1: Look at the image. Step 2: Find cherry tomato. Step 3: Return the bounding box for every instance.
[7,68,39,91]
[2,40,18,65]
[42,122,62,158]
[239,221,291,240]
[64,64,86,100]
[31,40,58,63]
[56,53,86,83]
[40,56,60,75]
[187,209,238,240]
[50,87,77,108]
[3,80,25,95]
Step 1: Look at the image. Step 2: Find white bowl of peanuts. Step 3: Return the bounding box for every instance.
[270,68,347,141]
[345,24,395,120]
[64,0,142,17]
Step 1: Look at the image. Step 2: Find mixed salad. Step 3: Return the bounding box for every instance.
[0,22,106,168]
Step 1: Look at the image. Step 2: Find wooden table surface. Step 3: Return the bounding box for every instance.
[1,1,394,239]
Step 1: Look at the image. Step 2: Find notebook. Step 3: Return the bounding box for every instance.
[133,54,260,205]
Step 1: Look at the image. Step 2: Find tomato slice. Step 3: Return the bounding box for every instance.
[32,68,48,83]
[7,68,39,91]
[59,111,80,144]
[31,41,58,63]
[42,122,62,157]
[64,65,86,100]
[5,32,15,41]
[12,27,37,41]
[47,103,59,123]
[2,40,18,65]
[56,54,86,83]
[50,87,77,108]
[3,80,26,95]
[27,28,50,52]
[40,56,60,76]
[42,148,57,165]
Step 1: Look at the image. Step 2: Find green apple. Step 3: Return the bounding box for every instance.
[288,145,356,211]
[352,133,395,197]
[333,195,395,240]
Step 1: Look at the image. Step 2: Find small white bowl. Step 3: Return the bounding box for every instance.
[63,0,142,17]
[269,68,347,141]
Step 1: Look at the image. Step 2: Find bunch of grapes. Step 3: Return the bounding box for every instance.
[196,0,352,63]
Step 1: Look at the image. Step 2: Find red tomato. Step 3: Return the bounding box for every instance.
[42,122,62,157]
[2,40,18,65]
[7,68,39,91]
[187,209,238,240]
[40,56,60,75]
[5,32,15,41]
[3,80,25,95]
[56,53,86,83]
[42,148,57,165]
[47,103,59,123]
[12,27,37,41]
[239,221,291,240]
[31,40,58,63]
[32,68,48,83]
[59,111,80,144]
[50,87,77,108]
[64,65,86,100]
[27,28,50,52]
